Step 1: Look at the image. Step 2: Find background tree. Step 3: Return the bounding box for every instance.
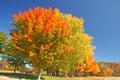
[104,68,113,76]
[0,35,28,73]
[57,14,84,76]
[0,31,8,70]
[81,55,100,75]
[97,62,120,76]
[58,14,99,76]
[0,31,7,54]
[3,53,27,73]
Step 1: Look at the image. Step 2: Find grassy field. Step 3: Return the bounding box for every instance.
[1,75,120,80]
[0,70,120,80]
[0,71,38,80]
[42,76,120,80]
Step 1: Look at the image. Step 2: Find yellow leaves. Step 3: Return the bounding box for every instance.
[76,33,95,55]
[40,45,45,53]
[29,51,34,57]
[64,14,96,73]
[28,38,32,42]
[26,23,33,34]
[64,14,84,33]
[53,8,60,17]
[22,34,33,42]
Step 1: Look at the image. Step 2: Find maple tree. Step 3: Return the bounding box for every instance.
[10,7,72,80]
[59,14,99,76]
[57,14,83,75]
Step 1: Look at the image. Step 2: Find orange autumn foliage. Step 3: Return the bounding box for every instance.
[65,46,74,53]
[77,55,100,74]
[104,68,113,76]
[11,7,72,70]
[12,7,70,36]
[85,55,100,74]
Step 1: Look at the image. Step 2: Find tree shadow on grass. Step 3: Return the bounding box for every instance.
[0,72,44,80]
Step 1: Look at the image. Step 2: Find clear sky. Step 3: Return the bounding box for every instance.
[0,0,120,62]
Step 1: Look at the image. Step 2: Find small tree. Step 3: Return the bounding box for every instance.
[4,54,27,73]
[104,68,113,76]
[77,55,100,76]
[0,31,8,70]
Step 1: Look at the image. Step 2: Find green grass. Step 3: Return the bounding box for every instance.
[0,72,45,80]
[0,72,119,80]
[0,72,104,80]
[42,76,120,80]
[42,75,112,80]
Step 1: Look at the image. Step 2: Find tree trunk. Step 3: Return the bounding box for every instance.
[37,70,41,80]
[2,60,5,70]
[56,70,60,76]
[14,66,17,73]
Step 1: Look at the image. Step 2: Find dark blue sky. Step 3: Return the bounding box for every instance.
[1,0,120,62]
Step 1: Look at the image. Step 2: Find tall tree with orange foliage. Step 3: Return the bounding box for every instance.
[10,7,72,80]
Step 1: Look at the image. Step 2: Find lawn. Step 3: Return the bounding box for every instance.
[0,71,38,80]
[0,71,120,80]
[42,76,120,80]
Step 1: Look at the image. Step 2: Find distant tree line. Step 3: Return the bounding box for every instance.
[97,62,120,76]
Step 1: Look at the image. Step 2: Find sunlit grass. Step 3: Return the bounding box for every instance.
[42,75,120,80]
[42,75,106,80]
[0,71,120,80]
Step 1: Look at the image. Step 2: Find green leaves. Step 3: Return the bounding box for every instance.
[0,31,7,53]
